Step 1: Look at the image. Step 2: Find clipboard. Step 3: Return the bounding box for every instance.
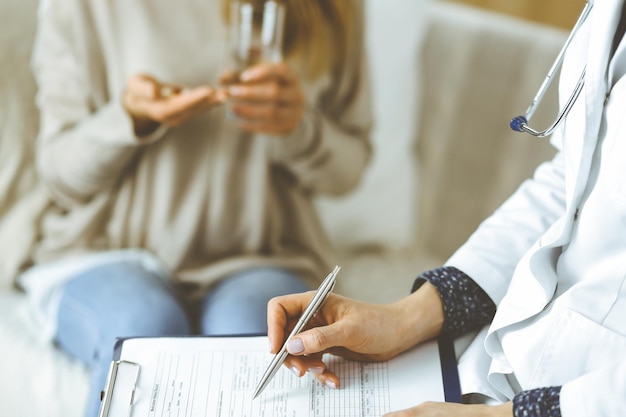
[98,335,461,417]
[98,359,140,417]
[438,336,462,403]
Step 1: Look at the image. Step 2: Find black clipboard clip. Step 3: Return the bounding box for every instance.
[98,360,140,417]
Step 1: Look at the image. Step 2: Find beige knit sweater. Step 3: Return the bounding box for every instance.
[30,0,372,287]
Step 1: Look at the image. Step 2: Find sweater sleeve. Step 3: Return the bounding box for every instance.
[31,0,161,208]
[269,0,372,197]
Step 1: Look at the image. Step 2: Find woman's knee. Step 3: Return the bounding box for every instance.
[55,260,191,363]
[199,267,311,335]
[93,264,191,336]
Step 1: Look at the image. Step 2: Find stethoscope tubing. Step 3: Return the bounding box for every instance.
[510,1,593,137]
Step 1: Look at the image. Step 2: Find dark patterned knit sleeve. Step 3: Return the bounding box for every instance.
[413,268,562,417]
[512,387,562,417]
[411,266,496,338]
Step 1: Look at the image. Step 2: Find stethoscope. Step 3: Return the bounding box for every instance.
[510,1,593,137]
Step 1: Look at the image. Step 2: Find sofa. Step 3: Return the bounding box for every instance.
[0,1,565,416]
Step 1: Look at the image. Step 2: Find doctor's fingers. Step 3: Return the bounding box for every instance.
[383,401,513,417]
[267,294,385,355]
[284,324,376,360]
[267,292,324,353]
[283,354,340,389]
[290,303,419,362]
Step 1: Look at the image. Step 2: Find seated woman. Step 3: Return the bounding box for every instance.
[23,1,371,416]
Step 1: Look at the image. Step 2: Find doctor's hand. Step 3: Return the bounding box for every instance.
[383,401,513,417]
[122,73,228,136]
[266,282,445,389]
[220,61,305,137]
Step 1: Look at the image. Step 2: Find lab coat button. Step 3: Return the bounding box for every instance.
[573,208,579,221]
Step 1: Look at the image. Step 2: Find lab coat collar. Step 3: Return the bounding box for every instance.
[583,0,622,140]
[608,2,626,83]
[564,0,623,228]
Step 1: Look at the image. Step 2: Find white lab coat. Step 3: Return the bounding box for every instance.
[447,0,626,415]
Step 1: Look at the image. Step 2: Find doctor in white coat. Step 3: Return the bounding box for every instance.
[265,0,626,416]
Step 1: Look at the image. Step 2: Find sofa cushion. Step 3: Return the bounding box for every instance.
[0,290,89,417]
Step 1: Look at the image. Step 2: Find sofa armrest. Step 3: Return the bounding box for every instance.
[0,0,49,289]
[414,1,566,261]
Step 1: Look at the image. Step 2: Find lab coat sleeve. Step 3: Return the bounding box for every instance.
[559,360,626,417]
[31,0,160,209]
[446,149,566,305]
[269,0,372,197]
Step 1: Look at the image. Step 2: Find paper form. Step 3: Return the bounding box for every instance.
[109,336,445,417]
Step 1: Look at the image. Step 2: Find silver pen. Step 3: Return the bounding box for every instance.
[252,265,341,399]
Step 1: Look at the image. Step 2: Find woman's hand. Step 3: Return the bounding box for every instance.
[384,401,513,417]
[267,283,445,389]
[220,62,305,136]
[122,73,227,136]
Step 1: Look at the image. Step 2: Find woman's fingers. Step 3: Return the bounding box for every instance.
[227,82,302,104]
[239,62,299,85]
[233,119,296,136]
[126,74,161,100]
[152,87,225,125]
[129,86,226,126]
[227,85,303,135]
[123,74,227,128]
[218,61,305,136]
[229,101,294,120]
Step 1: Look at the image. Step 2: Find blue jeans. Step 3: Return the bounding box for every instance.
[54,261,310,417]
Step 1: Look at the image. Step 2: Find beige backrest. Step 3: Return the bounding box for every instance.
[414,1,566,262]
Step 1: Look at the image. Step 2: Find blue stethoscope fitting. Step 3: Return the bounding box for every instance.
[510,1,593,137]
